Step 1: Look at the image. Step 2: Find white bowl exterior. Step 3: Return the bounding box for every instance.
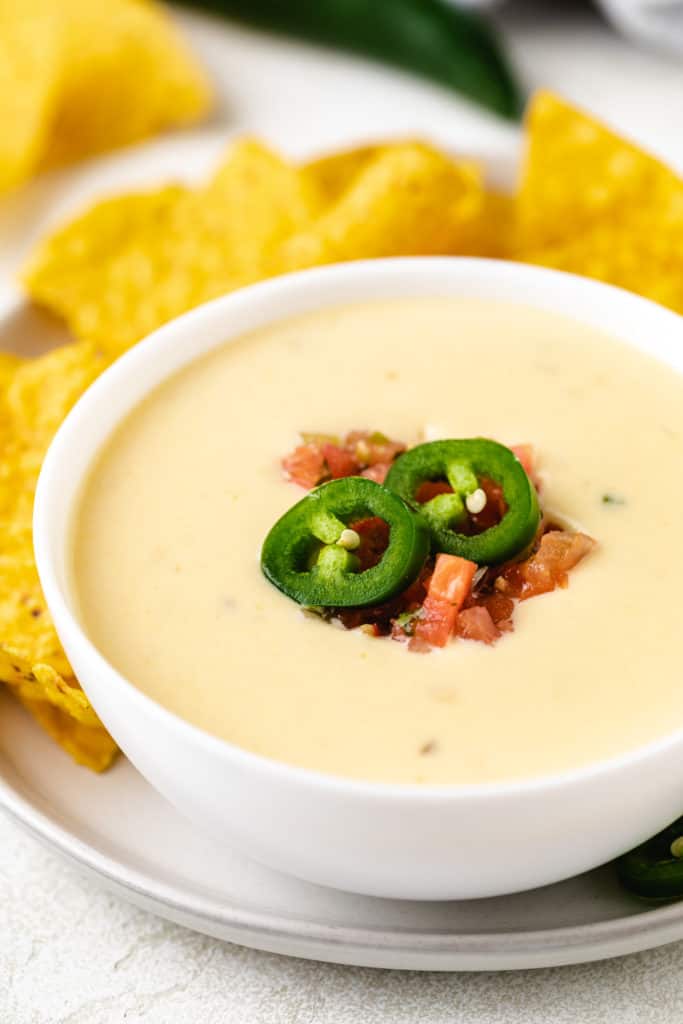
[35,258,683,900]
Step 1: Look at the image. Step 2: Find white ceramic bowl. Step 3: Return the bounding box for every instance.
[35,258,683,901]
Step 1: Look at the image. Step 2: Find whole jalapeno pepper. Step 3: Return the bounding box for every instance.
[261,477,430,607]
[617,818,683,900]
[384,438,540,565]
[180,0,522,121]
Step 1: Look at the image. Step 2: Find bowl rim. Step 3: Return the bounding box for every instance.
[34,255,683,802]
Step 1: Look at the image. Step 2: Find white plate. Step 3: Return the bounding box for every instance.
[2,12,683,971]
[4,689,683,971]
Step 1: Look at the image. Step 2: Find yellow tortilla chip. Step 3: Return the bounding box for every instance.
[0,342,116,770]
[303,143,512,257]
[0,527,72,674]
[41,0,212,172]
[22,186,189,352]
[516,91,683,313]
[0,0,211,194]
[457,189,516,259]
[280,143,485,271]
[25,140,324,353]
[517,91,683,252]
[205,140,325,275]
[522,224,683,315]
[24,140,492,353]
[0,352,22,384]
[301,144,388,201]
[5,338,110,437]
[0,6,62,193]
[0,649,100,728]
[18,696,118,772]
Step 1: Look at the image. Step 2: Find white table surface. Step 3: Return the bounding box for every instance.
[3,3,683,1021]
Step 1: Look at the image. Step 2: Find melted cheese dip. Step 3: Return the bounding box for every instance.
[73,299,683,784]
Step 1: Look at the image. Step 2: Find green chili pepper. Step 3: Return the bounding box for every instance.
[261,477,429,607]
[181,0,522,121]
[385,438,540,565]
[617,818,683,899]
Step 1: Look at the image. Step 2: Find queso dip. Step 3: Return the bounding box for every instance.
[73,298,683,784]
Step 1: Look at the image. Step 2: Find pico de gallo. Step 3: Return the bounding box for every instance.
[261,429,596,651]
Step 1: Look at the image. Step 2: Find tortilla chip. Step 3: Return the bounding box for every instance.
[18,696,118,772]
[517,91,683,252]
[516,92,683,313]
[24,141,493,351]
[5,338,110,436]
[22,186,189,352]
[279,143,485,271]
[522,224,683,315]
[41,0,212,172]
[197,139,326,286]
[303,143,513,257]
[0,0,211,194]
[23,138,513,347]
[0,526,72,670]
[0,7,62,193]
[301,144,389,201]
[458,189,516,258]
[0,342,116,770]
[24,140,324,353]
[0,352,22,383]
[0,649,100,727]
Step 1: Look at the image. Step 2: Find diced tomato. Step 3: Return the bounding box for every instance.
[281,429,596,651]
[282,444,326,489]
[456,606,501,645]
[361,462,391,484]
[428,554,478,605]
[510,444,535,477]
[321,443,360,479]
[500,530,596,600]
[510,443,543,490]
[391,617,410,642]
[336,563,429,636]
[405,635,433,654]
[522,530,595,597]
[482,592,515,631]
[412,599,457,649]
[415,480,453,503]
[345,430,406,467]
[284,429,405,489]
[390,607,422,643]
[412,554,477,649]
[466,591,515,633]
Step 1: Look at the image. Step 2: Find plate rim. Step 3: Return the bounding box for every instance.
[3,762,683,971]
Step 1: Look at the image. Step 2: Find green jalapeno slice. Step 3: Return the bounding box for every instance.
[384,438,540,565]
[261,477,430,607]
[617,817,683,900]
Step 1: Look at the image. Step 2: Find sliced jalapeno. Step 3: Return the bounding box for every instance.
[261,477,430,607]
[617,817,683,900]
[385,438,540,565]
